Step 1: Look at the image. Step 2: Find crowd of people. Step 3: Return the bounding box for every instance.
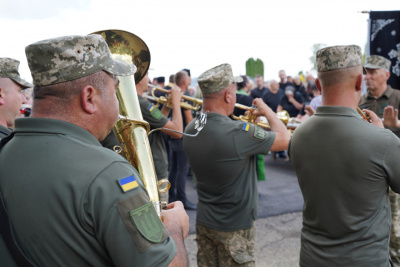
[1,32,400,267]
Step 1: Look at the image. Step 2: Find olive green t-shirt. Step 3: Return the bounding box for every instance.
[359,85,400,137]
[138,95,169,179]
[0,118,176,267]
[0,124,12,139]
[289,106,400,267]
[183,113,275,231]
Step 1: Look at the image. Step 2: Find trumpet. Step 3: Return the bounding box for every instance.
[231,103,290,129]
[148,84,203,110]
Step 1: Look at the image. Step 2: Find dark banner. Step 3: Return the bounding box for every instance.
[369,11,400,89]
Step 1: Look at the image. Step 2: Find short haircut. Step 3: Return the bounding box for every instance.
[33,71,112,102]
[175,71,188,87]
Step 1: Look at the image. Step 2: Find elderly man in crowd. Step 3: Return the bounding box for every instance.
[0,58,31,138]
[0,34,188,267]
[290,45,400,266]
[183,63,290,266]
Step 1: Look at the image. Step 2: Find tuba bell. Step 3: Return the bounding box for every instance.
[91,29,168,218]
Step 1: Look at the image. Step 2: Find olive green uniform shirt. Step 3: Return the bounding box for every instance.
[0,118,175,267]
[183,113,275,231]
[0,124,12,139]
[289,106,400,267]
[138,95,169,179]
[359,85,400,137]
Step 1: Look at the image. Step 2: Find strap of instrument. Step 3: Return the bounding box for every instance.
[0,133,37,267]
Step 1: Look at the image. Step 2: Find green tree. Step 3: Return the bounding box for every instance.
[246,58,264,78]
[310,43,327,71]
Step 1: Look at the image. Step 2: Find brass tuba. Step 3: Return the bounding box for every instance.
[91,29,168,218]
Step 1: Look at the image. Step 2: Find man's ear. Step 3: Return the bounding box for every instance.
[225,88,233,103]
[0,87,4,105]
[385,70,391,81]
[315,78,322,93]
[355,74,363,92]
[81,85,98,114]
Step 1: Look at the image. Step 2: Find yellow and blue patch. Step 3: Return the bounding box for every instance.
[242,123,250,132]
[148,104,162,120]
[118,175,139,193]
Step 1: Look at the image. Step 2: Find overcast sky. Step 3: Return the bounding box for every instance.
[0,0,396,84]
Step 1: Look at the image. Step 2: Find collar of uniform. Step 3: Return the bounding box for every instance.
[13,118,101,146]
[314,106,359,118]
[206,112,232,121]
[366,85,393,100]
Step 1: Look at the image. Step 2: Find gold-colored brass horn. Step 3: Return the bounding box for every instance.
[91,29,166,218]
[148,84,203,110]
[231,103,290,128]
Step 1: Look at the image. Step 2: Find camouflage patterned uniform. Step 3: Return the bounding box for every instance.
[0,58,32,139]
[290,45,400,267]
[184,64,275,266]
[358,55,400,266]
[0,35,177,267]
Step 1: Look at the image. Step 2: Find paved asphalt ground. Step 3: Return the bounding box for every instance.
[183,153,304,266]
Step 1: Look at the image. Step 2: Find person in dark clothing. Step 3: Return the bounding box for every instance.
[262,80,284,112]
[250,74,268,99]
[278,85,305,118]
[278,70,293,91]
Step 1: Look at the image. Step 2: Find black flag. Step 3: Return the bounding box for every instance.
[369,11,400,90]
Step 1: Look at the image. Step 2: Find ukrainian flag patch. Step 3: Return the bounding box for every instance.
[242,123,250,132]
[118,175,139,193]
[148,105,162,120]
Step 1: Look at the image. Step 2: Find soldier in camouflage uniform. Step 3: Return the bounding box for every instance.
[0,58,31,138]
[183,63,290,266]
[358,55,400,266]
[0,34,189,267]
[290,45,400,267]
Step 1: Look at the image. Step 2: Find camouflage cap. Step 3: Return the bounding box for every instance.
[316,45,366,74]
[25,34,136,86]
[364,55,391,71]
[0,58,32,88]
[198,63,243,94]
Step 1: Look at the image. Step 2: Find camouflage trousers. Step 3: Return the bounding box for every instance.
[196,223,256,267]
[390,189,400,267]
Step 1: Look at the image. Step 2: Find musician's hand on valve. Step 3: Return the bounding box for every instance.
[383,106,400,128]
[252,98,272,117]
[162,201,189,239]
[363,109,384,128]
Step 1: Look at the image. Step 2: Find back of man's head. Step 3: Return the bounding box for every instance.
[316,45,365,89]
[175,71,189,88]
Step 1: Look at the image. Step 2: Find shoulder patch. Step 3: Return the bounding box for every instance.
[118,175,138,192]
[242,123,250,132]
[253,126,267,140]
[130,202,163,243]
[148,105,163,120]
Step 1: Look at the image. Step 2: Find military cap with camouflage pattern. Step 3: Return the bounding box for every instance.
[25,34,136,86]
[198,63,243,94]
[316,45,367,74]
[365,55,391,71]
[0,58,32,88]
